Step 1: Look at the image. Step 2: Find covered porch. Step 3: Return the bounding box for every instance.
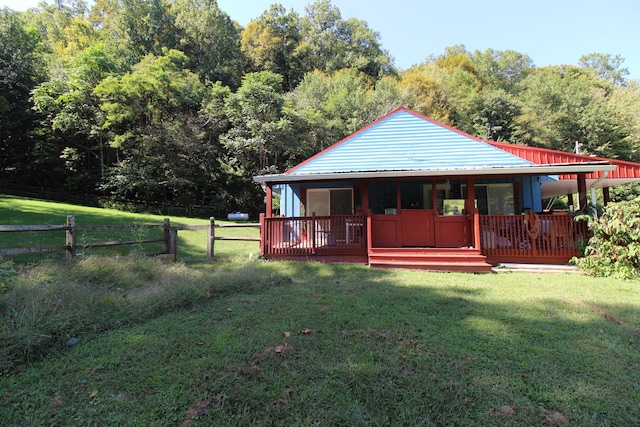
[259,211,588,272]
[258,173,595,272]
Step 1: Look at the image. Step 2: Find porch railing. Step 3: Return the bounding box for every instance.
[260,214,367,256]
[479,213,589,262]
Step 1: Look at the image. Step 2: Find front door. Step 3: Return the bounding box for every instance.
[401,209,435,246]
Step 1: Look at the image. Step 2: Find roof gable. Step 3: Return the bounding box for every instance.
[287,107,532,175]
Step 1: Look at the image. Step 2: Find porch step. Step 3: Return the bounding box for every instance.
[493,263,582,274]
[368,248,493,273]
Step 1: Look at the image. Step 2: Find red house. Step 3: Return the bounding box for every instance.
[254,107,640,272]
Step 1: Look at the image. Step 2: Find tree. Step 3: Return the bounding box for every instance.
[94,49,208,204]
[0,8,46,183]
[579,53,629,86]
[472,89,520,141]
[513,65,631,158]
[25,0,98,65]
[96,0,177,60]
[298,0,394,79]
[222,71,289,174]
[241,4,303,91]
[398,67,452,123]
[287,68,402,163]
[32,42,123,192]
[471,48,534,92]
[172,0,245,88]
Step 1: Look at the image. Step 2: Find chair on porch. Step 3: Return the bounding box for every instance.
[550,217,572,250]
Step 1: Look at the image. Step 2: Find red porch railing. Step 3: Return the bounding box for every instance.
[479,213,589,263]
[260,214,367,257]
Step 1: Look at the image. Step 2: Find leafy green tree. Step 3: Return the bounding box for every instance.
[471,48,534,92]
[472,89,520,141]
[32,42,123,192]
[222,71,289,174]
[96,0,177,61]
[298,0,394,79]
[241,4,303,91]
[172,0,245,88]
[398,66,452,123]
[287,69,402,162]
[579,53,629,86]
[24,0,98,65]
[94,49,209,204]
[513,65,629,157]
[0,8,46,183]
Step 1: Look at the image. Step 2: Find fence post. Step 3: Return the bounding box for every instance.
[259,213,265,256]
[65,215,76,261]
[163,218,171,254]
[208,217,215,261]
[170,228,178,261]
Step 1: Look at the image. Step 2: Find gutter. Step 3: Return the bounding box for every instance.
[254,162,616,184]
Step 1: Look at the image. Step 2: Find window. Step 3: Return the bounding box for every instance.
[307,188,353,216]
[463,184,514,215]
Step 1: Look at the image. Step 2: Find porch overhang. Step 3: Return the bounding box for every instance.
[254,162,615,184]
[541,177,640,199]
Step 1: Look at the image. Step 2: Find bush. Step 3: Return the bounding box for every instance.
[574,197,640,279]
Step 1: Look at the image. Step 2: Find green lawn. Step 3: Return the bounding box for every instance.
[0,195,259,263]
[1,196,639,425]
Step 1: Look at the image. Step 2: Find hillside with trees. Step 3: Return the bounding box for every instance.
[1,0,638,216]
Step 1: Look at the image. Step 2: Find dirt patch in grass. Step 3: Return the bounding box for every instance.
[180,399,209,427]
[569,299,640,335]
[542,408,570,425]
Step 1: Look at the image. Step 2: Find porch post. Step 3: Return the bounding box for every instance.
[265,183,273,218]
[603,187,611,206]
[566,193,574,212]
[577,173,588,211]
[362,180,370,215]
[466,178,480,249]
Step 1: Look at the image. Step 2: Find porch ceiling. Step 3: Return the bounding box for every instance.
[541,177,640,199]
[254,162,615,184]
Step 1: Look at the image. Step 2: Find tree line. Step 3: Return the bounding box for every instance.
[1,0,639,215]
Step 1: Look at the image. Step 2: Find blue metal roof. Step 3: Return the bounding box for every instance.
[288,108,532,175]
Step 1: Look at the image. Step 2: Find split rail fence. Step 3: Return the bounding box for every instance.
[0,216,260,262]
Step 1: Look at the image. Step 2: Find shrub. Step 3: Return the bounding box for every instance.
[574,197,640,279]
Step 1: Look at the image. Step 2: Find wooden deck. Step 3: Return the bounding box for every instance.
[260,213,587,272]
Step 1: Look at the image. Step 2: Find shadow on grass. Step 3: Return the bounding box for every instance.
[1,260,639,426]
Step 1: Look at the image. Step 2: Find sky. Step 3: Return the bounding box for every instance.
[3,0,638,78]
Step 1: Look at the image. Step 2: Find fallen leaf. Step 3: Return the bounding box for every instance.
[320,306,331,312]
[196,341,204,346]
[284,331,291,338]
[275,345,284,353]
[89,390,98,399]
[300,328,311,334]
[206,291,212,299]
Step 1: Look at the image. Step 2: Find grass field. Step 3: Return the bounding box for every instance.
[1,196,639,426]
[0,195,259,263]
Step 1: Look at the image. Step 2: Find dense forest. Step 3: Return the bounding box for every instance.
[1,0,639,216]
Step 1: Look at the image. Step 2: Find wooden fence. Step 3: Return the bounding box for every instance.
[0,216,260,262]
